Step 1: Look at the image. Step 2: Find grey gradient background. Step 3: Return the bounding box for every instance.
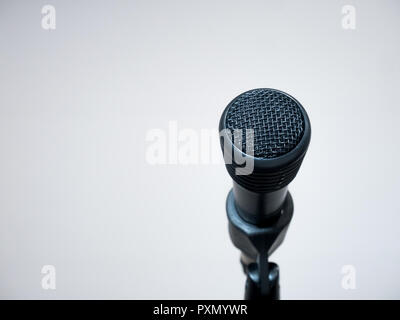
[0,0,399,299]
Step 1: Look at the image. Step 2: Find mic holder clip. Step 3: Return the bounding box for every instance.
[226,189,294,300]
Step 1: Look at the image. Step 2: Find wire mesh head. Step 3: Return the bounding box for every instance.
[225,89,305,159]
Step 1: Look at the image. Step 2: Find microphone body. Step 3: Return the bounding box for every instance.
[219,88,311,299]
[232,181,288,225]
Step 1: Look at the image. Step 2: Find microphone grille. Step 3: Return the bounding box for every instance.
[225,89,305,159]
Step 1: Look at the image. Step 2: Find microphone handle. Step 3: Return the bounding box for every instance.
[233,181,288,225]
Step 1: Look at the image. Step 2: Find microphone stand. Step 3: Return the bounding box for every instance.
[225,187,294,300]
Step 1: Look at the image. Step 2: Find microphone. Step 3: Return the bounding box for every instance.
[219,88,311,299]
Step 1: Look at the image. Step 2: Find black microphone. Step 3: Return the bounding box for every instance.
[219,88,311,299]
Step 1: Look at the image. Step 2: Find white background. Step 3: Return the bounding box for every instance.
[0,0,399,299]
